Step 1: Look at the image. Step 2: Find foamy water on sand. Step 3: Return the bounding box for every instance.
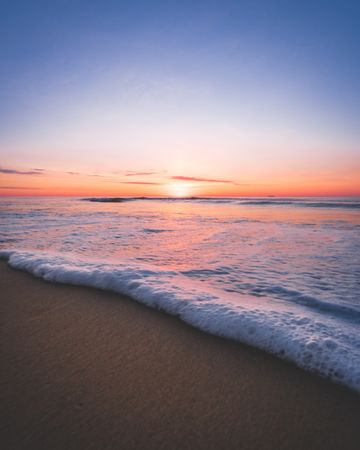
[1,197,359,391]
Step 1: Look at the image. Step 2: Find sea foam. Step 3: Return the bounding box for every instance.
[1,249,359,393]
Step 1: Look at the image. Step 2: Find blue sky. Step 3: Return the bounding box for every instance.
[0,0,359,195]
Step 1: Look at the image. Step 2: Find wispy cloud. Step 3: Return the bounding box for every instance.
[120,181,163,185]
[125,171,159,177]
[0,186,42,189]
[171,175,234,184]
[0,167,45,176]
[88,173,108,178]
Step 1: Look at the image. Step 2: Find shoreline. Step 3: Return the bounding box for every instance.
[1,261,360,449]
[2,248,358,393]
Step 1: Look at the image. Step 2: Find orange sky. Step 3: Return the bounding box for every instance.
[1,166,359,197]
[1,2,360,198]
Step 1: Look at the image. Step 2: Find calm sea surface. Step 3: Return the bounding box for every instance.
[1,197,359,391]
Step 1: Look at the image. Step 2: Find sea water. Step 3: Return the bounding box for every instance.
[1,197,359,391]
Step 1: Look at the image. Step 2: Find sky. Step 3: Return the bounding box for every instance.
[0,0,359,197]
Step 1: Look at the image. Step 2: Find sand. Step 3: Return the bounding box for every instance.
[1,261,359,450]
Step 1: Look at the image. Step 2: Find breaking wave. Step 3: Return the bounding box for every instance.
[1,249,359,393]
[83,197,360,210]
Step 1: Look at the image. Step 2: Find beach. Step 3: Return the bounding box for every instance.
[2,0,360,447]
[1,261,360,450]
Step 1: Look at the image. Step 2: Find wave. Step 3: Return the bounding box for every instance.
[1,249,359,393]
[82,197,360,210]
[181,269,360,322]
[239,200,360,209]
[83,197,137,203]
[143,228,172,233]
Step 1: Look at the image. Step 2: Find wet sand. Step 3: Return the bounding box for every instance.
[1,261,360,450]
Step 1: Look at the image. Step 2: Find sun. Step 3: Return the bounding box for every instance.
[167,183,192,198]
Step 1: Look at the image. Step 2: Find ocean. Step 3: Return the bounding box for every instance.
[1,196,359,391]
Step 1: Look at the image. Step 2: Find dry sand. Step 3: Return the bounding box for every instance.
[1,261,360,450]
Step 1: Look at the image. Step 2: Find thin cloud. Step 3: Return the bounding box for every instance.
[87,173,107,178]
[125,171,159,177]
[171,175,234,184]
[120,181,163,185]
[0,167,45,176]
[0,186,42,190]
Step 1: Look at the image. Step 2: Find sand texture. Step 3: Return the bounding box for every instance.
[1,261,360,450]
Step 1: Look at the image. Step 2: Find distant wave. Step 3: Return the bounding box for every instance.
[143,228,172,233]
[82,197,360,209]
[239,200,360,209]
[1,249,359,393]
[83,197,137,203]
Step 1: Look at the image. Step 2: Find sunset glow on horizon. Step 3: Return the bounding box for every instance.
[1,167,359,198]
[1,1,359,197]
